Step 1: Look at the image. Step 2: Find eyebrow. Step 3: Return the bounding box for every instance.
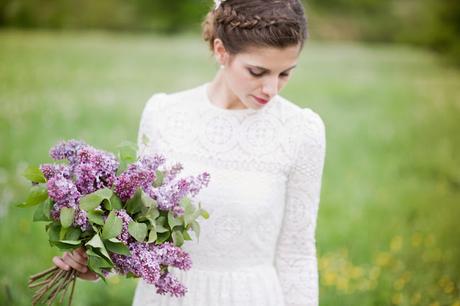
[248,64,297,73]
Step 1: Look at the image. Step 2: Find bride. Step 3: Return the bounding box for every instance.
[53,0,326,305]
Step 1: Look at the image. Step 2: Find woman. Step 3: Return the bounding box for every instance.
[53,0,326,305]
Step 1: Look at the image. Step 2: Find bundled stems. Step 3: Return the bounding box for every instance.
[28,266,77,306]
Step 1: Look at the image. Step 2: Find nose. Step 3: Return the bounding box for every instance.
[261,77,279,98]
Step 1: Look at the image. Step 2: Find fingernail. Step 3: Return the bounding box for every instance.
[83,267,88,273]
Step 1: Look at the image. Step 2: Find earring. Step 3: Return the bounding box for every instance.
[220,64,225,69]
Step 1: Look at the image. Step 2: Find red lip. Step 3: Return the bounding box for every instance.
[253,95,269,105]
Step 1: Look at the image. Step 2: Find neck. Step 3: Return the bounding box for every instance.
[207,70,248,110]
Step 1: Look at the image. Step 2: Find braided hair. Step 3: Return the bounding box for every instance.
[202,0,308,55]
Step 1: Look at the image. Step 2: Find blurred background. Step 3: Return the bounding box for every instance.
[0,0,459,305]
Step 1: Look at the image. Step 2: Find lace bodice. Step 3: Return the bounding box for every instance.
[133,82,326,306]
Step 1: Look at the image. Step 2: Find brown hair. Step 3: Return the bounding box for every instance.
[202,0,308,55]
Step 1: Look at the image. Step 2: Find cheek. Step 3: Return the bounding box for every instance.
[230,70,255,91]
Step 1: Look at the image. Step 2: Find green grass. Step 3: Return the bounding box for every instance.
[0,29,459,306]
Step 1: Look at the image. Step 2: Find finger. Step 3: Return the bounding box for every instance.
[63,252,88,273]
[75,247,88,259]
[52,256,71,271]
[70,250,87,265]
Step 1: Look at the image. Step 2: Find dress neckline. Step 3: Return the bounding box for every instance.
[201,82,259,115]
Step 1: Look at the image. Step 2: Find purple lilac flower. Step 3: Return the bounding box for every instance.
[163,163,183,184]
[114,155,165,202]
[111,241,189,297]
[49,139,86,165]
[40,164,71,180]
[74,146,119,194]
[47,175,91,231]
[111,242,162,284]
[149,172,210,216]
[114,209,133,244]
[187,172,211,197]
[155,271,187,297]
[153,242,192,270]
[47,175,80,206]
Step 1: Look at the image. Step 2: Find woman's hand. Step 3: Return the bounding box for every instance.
[52,247,99,281]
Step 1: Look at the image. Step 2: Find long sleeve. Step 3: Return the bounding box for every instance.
[275,109,326,306]
[136,93,166,159]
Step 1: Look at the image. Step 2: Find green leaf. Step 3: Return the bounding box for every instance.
[116,142,137,175]
[153,170,165,187]
[17,184,48,208]
[156,216,167,227]
[65,227,82,241]
[172,230,184,247]
[87,255,110,282]
[87,210,105,225]
[104,239,130,256]
[141,191,156,208]
[80,188,113,211]
[48,222,60,242]
[86,234,113,265]
[147,229,157,243]
[102,211,122,240]
[128,221,147,242]
[23,165,46,183]
[144,206,160,224]
[110,194,123,210]
[58,240,81,245]
[33,199,52,222]
[117,141,137,164]
[182,230,192,241]
[155,223,169,233]
[167,211,183,229]
[125,189,144,215]
[191,220,200,241]
[86,233,105,249]
[156,231,170,244]
[60,207,75,229]
[199,209,210,220]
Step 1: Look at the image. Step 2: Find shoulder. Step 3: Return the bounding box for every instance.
[142,83,204,111]
[273,95,325,139]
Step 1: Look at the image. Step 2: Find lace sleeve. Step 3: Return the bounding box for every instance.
[136,93,166,158]
[274,109,326,306]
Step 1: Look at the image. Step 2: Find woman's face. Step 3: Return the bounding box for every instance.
[220,43,301,110]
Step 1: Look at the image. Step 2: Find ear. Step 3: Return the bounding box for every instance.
[213,38,230,66]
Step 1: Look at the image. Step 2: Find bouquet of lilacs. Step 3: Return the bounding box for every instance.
[18,139,210,305]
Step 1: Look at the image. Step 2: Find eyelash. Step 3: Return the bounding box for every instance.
[248,69,290,78]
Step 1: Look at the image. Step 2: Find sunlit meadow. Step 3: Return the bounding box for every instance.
[0,30,459,305]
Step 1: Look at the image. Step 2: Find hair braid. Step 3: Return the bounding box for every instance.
[202,0,308,54]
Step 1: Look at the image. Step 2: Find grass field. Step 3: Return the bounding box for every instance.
[0,29,459,306]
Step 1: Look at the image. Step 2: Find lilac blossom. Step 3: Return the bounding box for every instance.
[155,271,187,297]
[74,145,119,194]
[47,175,91,231]
[114,155,165,202]
[153,242,192,270]
[149,172,210,216]
[111,242,162,284]
[111,241,190,297]
[49,139,86,165]
[47,175,80,206]
[114,209,133,244]
[163,163,183,184]
[40,164,72,180]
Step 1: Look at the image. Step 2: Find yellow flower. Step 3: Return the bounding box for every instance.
[390,236,403,253]
[375,252,391,267]
[410,292,421,305]
[392,293,402,305]
[411,233,423,248]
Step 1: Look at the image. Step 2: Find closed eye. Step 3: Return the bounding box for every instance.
[248,68,265,78]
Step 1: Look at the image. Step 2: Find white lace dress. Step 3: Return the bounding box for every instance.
[132,82,326,306]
